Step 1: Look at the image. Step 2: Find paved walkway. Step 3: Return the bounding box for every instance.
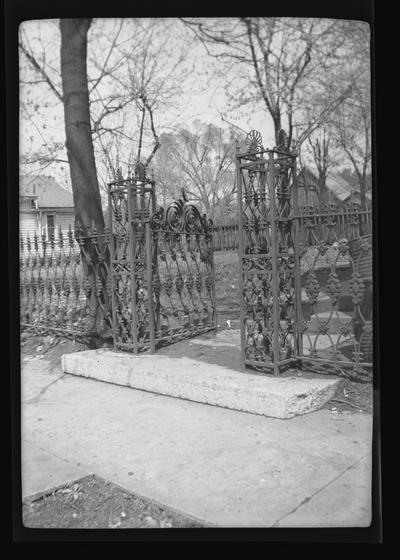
[21,343,373,527]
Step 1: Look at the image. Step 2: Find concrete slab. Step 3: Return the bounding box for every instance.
[22,440,91,500]
[62,349,340,419]
[22,355,372,527]
[273,454,372,527]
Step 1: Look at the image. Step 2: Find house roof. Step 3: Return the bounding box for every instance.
[20,175,74,208]
[298,166,371,202]
[325,173,354,202]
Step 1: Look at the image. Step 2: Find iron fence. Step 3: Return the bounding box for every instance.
[20,225,112,337]
[236,130,373,379]
[20,135,373,381]
[211,200,371,253]
[107,165,216,354]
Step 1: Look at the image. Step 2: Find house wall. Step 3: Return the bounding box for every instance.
[39,210,75,236]
[19,208,75,238]
[297,185,320,207]
[20,211,40,238]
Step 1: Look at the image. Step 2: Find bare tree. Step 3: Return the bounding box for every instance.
[19,21,67,178]
[305,127,335,204]
[332,84,371,208]
[152,122,237,219]
[181,17,360,151]
[60,19,105,232]
[87,18,188,196]
[20,18,188,209]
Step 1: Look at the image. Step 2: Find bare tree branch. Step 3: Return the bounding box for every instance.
[19,41,63,101]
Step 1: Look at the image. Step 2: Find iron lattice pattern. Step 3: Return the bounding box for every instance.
[296,204,372,376]
[238,145,297,374]
[108,170,216,353]
[108,171,155,352]
[237,131,373,377]
[20,226,111,336]
[150,199,216,346]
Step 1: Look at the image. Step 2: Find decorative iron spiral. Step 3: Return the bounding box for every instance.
[200,214,213,233]
[150,196,211,234]
[149,207,165,231]
[183,203,202,233]
[165,199,185,232]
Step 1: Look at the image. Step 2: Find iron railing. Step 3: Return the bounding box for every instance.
[20,225,112,337]
[236,130,373,379]
[107,165,217,353]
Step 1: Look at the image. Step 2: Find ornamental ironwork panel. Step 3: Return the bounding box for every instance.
[107,166,216,354]
[20,225,111,336]
[293,202,373,379]
[150,197,216,346]
[236,130,373,379]
[236,131,298,375]
[107,165,156,352]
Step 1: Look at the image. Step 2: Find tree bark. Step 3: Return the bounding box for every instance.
[359,174,367,209]
[318,172,328,205]
[60,19,110,342]
[60,19,105,233]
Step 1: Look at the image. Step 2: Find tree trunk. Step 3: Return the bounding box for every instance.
[272,112,282,146]
[359,174,367,210]
[318,170,328,205]
[60,19,110,342]
[60,19,105,233]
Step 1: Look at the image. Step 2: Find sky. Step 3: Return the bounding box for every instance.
[19,18,277,191]
[19,17,370,196]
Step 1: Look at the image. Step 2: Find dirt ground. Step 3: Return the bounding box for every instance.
[23,474,204,529]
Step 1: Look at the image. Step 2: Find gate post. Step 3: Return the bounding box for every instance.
[292,158,304,362]
[236,143,246,371]
[145,219,156,353]
[107,186,118,350]
[268,151,281,376]
[128,178,139,353]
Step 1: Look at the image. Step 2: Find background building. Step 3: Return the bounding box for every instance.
[20,175,75,238]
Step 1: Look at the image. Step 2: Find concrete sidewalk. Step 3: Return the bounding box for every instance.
[21,353,373,527]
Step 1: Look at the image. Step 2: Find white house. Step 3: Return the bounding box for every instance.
[20,175,75,238]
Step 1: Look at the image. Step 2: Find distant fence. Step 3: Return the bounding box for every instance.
[212,203,372,252]
[212,219,239,251]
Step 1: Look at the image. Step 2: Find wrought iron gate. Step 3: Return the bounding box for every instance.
[107,164,216,353]
[237,131,373,378]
